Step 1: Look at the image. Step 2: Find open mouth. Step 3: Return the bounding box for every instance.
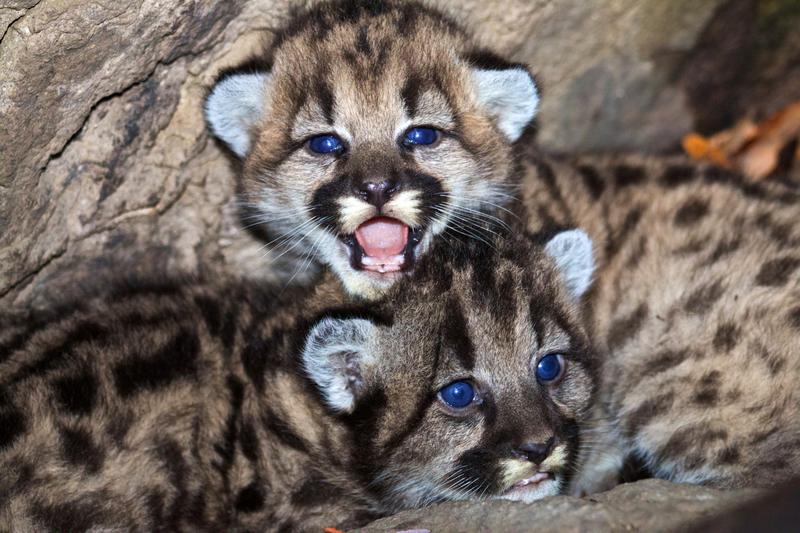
[503,472,552,496]
[341,216,423,274]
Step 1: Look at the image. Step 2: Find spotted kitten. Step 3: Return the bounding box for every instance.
[0,229,597,532]
[508,148,800,491]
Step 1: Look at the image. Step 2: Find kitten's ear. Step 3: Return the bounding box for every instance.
[205,72,271,157]
[470,66,539,142]
[545,229,595,300]
[301,317,378,413]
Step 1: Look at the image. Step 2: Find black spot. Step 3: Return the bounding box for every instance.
[462,48,522,71]
[607,206,644,257]
[264,411,309,453]
[607,303,649,351]
[577,165,605,199]
[277,522,296,533]
[236,482,266,513]
[240,420,260,463]
[0,410,25,450]
[613,165,645,187]
[195,296,223,336]
[449,448,502,495]
[660,165,696,187]
[60,426,105,473]
[113,328,200,398]
[755,257,800,287]
[787,307,800,329]
[625,236,647,270]
[674,198,710,227]
[158,439,189,502]
[241,331,282,393]
[692,371,721,406]
[642,349,689,377]
[441,298,475,370]
[673,238,707,256]
[315,78,335,125]
[54,371,97,415]
[656,426,727,464]
[107,411,133,446]
[706,236,742,264]
[683,279,724,315]
[718,445,740,465]
[290,477,341,506]
[623,392,674,436]
[712,322,740,353]
[31,500,108,533]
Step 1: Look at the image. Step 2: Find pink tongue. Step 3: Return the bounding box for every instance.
[355,217,409,257]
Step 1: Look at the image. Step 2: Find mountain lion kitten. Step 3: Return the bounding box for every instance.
[205,0,538,298]
[0,230,596,532]
[507,149,800,491]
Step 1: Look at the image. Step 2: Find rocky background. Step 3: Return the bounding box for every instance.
[1,0,799,529]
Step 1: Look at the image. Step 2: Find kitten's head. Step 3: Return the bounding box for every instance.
[205,0,538,298]
[302,229,597,509]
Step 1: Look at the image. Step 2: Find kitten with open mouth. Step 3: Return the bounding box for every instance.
[205,0,539,298]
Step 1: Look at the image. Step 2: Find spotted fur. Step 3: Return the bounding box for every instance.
[507,148,800,491]
[205,0,538,298]
[0,230,597,532]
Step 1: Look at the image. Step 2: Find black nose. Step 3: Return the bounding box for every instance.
[357,180,398,210]
[514,437,555,465]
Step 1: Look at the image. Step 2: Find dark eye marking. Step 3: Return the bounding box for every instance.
[439,381,475,408]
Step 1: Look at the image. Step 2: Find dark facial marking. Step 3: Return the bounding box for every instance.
[712,322,740,353]
[236,481,266,513]
[59,425,105,474]
[717,445,741,465]
[613,165,646,187]
[450,448,503,495]
[401,73,423,117]
[441,297,476,371]
[683,279,724,315]
[755,257,800,287]
[673,198,710,227]
[31,499,108,533]
[607,302,649,351]
[577,165,605,199]
[356,25,370,54]
[54,371,98,415]
[113,328,200,398]
[660,165,695,188]
[195,295,223,336]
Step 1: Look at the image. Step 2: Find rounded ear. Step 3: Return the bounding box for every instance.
[470,67,539,142]
[544,229,595,300]
[301,317,377,413]
[205,72,270,157]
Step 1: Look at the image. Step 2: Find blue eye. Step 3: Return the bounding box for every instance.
[536,354,563,382]
[404,127,438,145]
[439,381,475,409]
[309,135,342,153]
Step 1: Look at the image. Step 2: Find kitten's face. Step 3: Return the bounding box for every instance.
[206,1,538,297]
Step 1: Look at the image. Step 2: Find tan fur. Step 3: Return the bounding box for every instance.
[509,148,800,491]
[207,0,530,298]
[0,232,597,532]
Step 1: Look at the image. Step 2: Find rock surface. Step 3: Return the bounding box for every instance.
[1,0,799,311]
[351,479,763,533]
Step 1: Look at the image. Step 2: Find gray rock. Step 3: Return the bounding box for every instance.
[350,479,762,533]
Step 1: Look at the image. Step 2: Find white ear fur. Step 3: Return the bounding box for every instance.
[545,229,595,300]
[471,68,539,142]
[205,72,270,157]
[301,317,377,413]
